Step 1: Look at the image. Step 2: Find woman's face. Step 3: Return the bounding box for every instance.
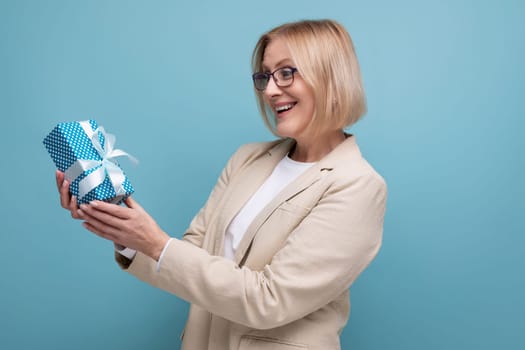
[262,38,316,141]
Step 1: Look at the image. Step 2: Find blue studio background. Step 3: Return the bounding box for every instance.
[1,0,523,349]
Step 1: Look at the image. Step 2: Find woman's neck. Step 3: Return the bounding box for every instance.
[289,130,346,163]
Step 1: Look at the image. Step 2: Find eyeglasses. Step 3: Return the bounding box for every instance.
[252,67,298,91]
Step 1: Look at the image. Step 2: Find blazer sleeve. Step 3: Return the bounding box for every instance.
[124,170,387,330]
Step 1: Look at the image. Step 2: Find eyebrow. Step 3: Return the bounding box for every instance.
[262,58,294,72]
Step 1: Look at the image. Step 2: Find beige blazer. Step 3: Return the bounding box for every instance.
[118,135,387,350]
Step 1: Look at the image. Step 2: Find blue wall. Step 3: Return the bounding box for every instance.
[1,0,523,349]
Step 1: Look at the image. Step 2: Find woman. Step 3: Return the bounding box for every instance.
[56,19,387,350]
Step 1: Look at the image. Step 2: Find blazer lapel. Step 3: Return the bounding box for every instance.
[233,162,326,264]
[211,139,294,256]
[233,134,362,265]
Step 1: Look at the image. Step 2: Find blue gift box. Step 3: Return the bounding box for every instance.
[43,120,135,205]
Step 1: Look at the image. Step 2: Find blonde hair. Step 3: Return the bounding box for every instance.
[252,19,367,136]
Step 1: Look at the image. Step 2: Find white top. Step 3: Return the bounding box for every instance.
[223,154,315,260]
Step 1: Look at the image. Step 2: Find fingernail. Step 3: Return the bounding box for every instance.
[62,180,68,188]
[90,201,99,207]
[80,204,87,210]
[77,209,83,216]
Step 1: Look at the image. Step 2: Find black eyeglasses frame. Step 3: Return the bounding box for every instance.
[252,67,298,91]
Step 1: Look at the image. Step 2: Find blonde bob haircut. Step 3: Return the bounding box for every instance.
[252,19,367,136]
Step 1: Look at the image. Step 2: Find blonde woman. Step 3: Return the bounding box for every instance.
[56,19,387,350]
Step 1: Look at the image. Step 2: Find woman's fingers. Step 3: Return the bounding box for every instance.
[79,202,127,228]
[59,179,71,209]
[78,202,134,245]
[69,196,83,219]
[81,220,120,242]
[56,170,84,219]
[124,196,139,210]
[87,200,131,219]
[55,170,64,190]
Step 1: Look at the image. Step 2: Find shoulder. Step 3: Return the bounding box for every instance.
[234,139,287,157]
[228,138,289,168]
[323,136,387,193]
[341,155,385,187]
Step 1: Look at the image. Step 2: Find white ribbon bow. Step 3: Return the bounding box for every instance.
[64,121,138,201]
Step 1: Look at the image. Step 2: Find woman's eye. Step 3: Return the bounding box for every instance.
[280,69,293,79]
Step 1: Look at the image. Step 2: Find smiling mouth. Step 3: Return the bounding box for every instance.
[275,102,297,114]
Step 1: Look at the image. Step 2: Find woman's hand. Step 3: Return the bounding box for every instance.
[56,170,82,219]
[55,170,170,261]
[77,198,170,261]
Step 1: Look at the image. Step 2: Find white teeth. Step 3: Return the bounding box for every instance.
[276,103,295,112]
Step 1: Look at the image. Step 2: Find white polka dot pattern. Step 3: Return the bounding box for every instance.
[43,120,134,205]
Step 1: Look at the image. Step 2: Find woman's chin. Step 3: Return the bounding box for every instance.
[275,126,293,139]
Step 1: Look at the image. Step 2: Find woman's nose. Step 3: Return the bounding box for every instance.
[264,76,282,97]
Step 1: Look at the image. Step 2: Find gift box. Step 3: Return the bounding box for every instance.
[43,120,136,205]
